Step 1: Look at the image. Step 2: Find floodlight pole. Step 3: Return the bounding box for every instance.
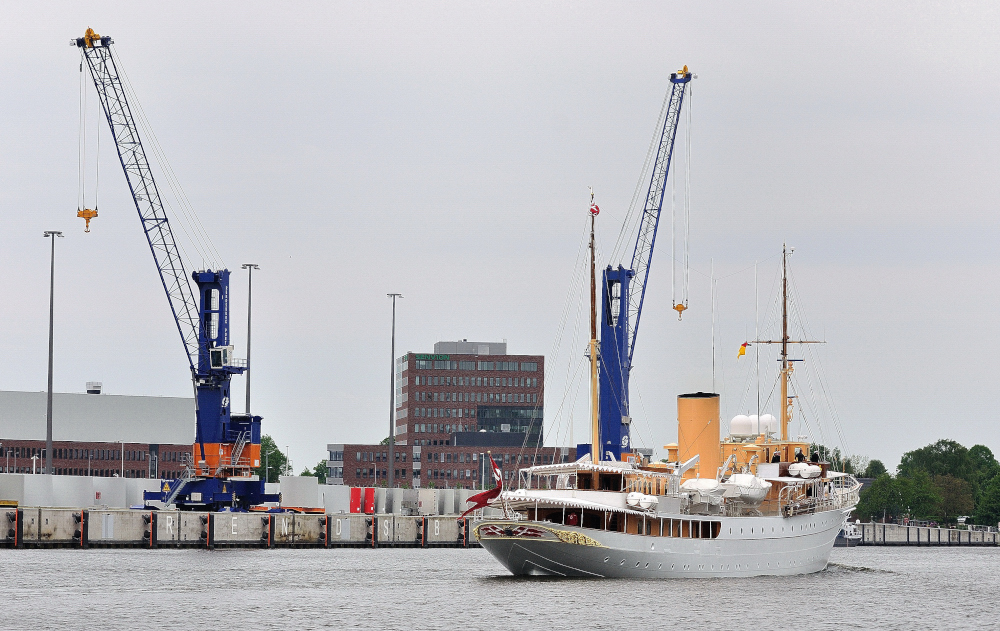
[387,293,403,489]
[241,263,259,417]
[43,230,64,475]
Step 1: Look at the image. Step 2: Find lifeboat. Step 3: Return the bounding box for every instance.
[719,473,772,505]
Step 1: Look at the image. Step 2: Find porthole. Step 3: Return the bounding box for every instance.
[671,564,675,570]
[650,543,655,551]
[620,559,625,565]
[604,556,610,563]
[658,563,662,569]
[644,563,649,568]
[635,561,640,567]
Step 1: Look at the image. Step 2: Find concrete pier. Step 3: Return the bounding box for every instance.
[3,507,476,549]
[860,522,1000,546]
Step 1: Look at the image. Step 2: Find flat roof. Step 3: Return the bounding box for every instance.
[0,390,194,444]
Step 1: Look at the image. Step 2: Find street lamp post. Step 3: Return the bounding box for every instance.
[43,230,63,475]
[241,263,259,417]
[31,455,39,475]
[387,293,403,489]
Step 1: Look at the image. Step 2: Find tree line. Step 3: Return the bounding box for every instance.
[850,439,1000,526]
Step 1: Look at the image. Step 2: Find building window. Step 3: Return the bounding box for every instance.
[521,362,538,371]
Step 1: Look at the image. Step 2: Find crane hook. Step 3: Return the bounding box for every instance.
[77,207,98,233]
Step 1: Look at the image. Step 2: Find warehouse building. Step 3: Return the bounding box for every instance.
[0,388,195,479]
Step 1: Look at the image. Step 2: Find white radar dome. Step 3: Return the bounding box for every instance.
[748,415,760,435]
[759,414,777,434]
[730,415,752,438]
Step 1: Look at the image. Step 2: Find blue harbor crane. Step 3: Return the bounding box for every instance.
[72,28,277,510]
[593,67,693,462]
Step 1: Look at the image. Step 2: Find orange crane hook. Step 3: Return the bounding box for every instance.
[77,207,98,232]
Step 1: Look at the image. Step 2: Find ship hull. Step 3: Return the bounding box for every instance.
[475,509,850,578]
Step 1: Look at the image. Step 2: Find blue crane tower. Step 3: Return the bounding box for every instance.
[73,29,278,510]
[595,67,692,462]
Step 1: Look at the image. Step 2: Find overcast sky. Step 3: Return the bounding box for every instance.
[2,2,999,472]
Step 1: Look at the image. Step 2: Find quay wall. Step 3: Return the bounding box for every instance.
[2,508,476,549]
[860,522,999,546]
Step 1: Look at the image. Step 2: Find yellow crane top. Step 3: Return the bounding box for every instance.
[83,28,101,48]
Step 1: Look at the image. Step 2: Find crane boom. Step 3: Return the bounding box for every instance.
[626,68,692,366]
[74,32,201,371]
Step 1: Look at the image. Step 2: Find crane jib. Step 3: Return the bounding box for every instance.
[76,37,203,372]
[626,70,692,366]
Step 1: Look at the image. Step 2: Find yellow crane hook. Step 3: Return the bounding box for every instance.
[77,208,98,233]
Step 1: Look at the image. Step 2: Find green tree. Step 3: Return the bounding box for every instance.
[972,474,1000,527]
[863,460,887,478]
[856,474,903,522]
[968,445,1000,500]
[897,470,942,519]
[253,435,288,483]
[932,474,974,522]
[897,439,972,482]
[300,459,328,484]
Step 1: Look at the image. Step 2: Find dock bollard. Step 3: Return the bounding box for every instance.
[5,509,19,548]
[142,512,156,548]
[260,516,270,547]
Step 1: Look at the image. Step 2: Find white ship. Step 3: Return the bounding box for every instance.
[474,241,860,577]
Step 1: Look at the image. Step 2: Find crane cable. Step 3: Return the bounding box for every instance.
[77,57,86,214]
[112,48,224,270]
[672,84,693,312]
[682,84,692,308]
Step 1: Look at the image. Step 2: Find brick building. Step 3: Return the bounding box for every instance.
[326,443,576,489]
[0,439,190,479]
[394,340,544,447]
[327,340,577,488]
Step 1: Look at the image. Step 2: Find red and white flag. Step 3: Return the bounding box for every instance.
[459,454,503,520]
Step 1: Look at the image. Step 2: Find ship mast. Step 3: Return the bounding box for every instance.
[752,244,823,441]
[780,244,790,440]
[589,190,601,462]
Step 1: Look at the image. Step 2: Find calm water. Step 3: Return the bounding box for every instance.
[0,546,996,630]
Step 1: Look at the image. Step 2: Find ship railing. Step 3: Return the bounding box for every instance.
[777,475,861,517]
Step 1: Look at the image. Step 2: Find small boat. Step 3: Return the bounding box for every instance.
[835,522,862,547]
